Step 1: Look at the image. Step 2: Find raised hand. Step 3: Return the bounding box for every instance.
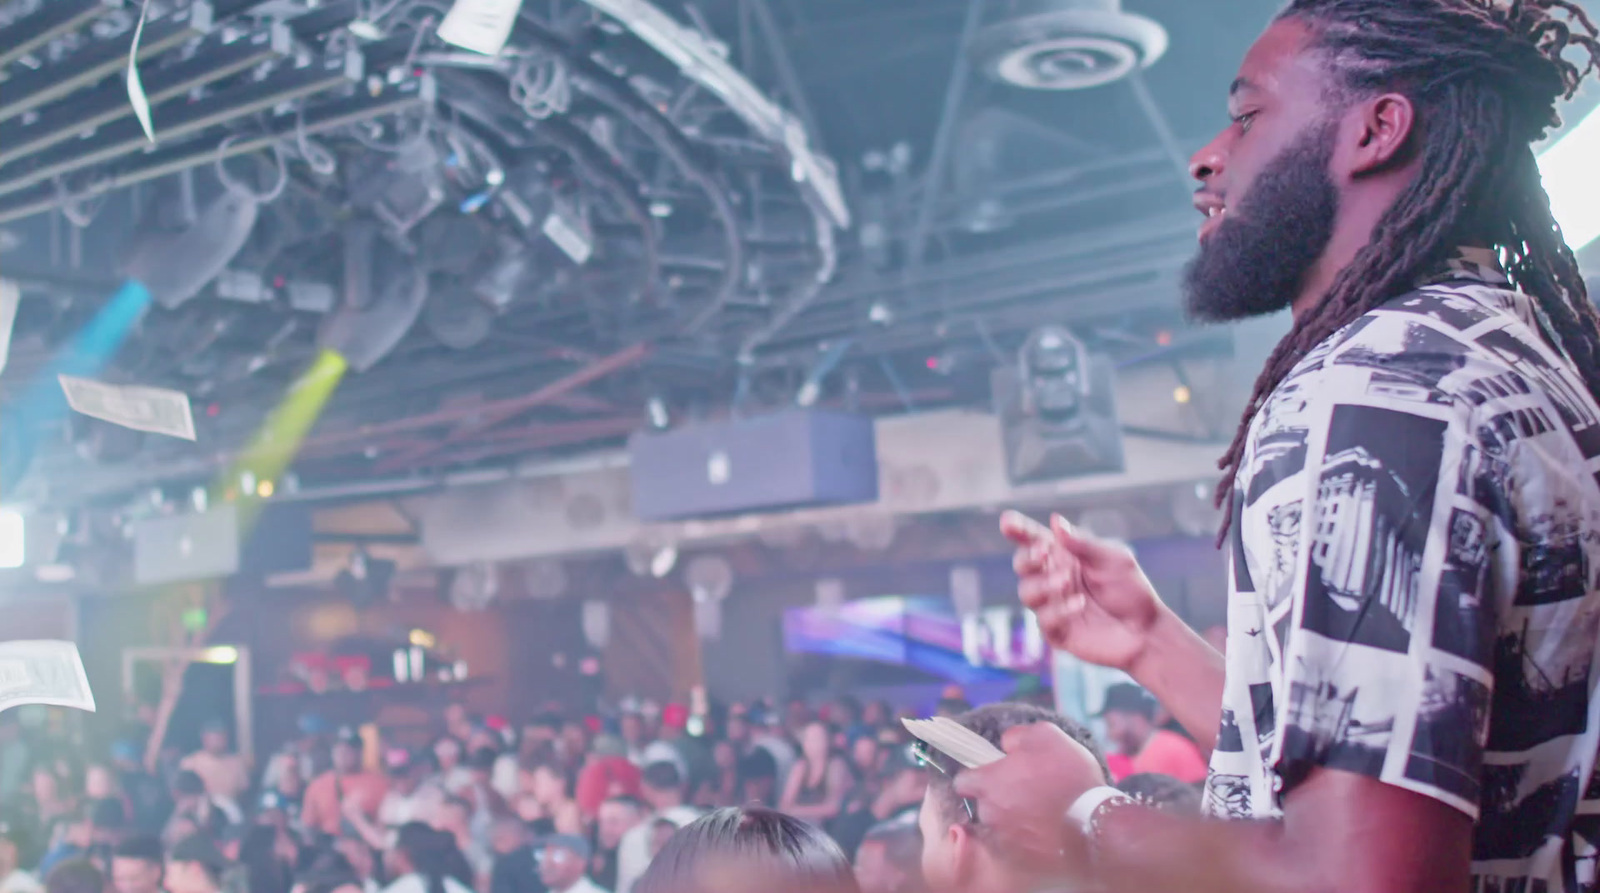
[1002,511,1167,673]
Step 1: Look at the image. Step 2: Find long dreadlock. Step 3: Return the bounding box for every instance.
[1214,0,1600,542]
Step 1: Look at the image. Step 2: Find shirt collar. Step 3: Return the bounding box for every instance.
[1417,246,1511,287]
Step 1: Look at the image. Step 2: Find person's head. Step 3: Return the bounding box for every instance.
[45,859,105,893]
[528,761,568,805]
[832,698,862,729]
[172,770,207,809]
[386,822,455,882]
[877,748,928,810]
[1098,683,1159,756]
[111,836,164,893]
[85,764,117,800]
[1192,0,1600,524]
[598,796,649,849]
[31,764,63,801]
[200,721,230,756]
[331,736,361,775]
[431,737,461,771]
[538,835,591,890]
[711,739,739,772]
[559,719,589,756]
[917,703,1107,893]
[166,834,227,893]
[861,701,892,729]
[619,712,645,745]
[295,853,363,893]
[641,761,686,811]
[736,748,779,806]
[240,825,293,893]
[784,700,812,736]
[855,820,922,893]
[1117,773,1204,815]
[443,704,468,735]
[724,714,751,746]
[332,837,374,880]
[636,807,859,893]
[466,747,497,783]
[849,736,882,776]
[488,817,528,856]
[431,798,471,837]
[799,722,831,763]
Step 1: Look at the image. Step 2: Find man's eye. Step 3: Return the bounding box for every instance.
[1233,111,1259,133]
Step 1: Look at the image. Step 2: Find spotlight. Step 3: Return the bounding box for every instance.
[256,480,275,499]
[647,396,670,430]
[650,544,679,579]
[1173,385,1191,405]
[0,508,24,569]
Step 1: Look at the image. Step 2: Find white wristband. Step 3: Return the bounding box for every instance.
[1066,786,1130,833]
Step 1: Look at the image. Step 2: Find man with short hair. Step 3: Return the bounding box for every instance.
[487,816,543,893]
[109,836,163,893]
[164,835,226,893]
[178,722,249,818]
[614,763,701,893]
[915,703,1107,893]
[539,835,606,893]
[302,729,388,838]
[593,797,647,891]
[1096,683,1207,784]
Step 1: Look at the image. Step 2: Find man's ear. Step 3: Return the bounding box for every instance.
[1345,92,1417,176]
[948,822,978,883]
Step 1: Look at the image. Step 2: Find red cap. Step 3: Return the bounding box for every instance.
[584,715,602,734]
[485,715,508,732]
[661,703,690,729]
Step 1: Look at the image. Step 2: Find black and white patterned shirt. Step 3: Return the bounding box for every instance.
[1204,247,1600,893]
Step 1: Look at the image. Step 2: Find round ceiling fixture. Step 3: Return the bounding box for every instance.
[973,0,1169,91]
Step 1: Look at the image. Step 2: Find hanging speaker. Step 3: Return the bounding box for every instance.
[123,188,259,309]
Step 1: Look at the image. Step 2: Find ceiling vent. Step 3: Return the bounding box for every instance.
[973,0,1168,91]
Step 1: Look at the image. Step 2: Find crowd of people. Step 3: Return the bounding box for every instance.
[0,683,1207,893]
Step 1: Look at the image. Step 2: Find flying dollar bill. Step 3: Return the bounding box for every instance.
[0,278,18,374]
[437,0,525,56]
[58,375,196,441]
[0,640,96,715]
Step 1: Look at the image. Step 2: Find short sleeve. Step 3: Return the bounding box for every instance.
[1271,396,1496,818]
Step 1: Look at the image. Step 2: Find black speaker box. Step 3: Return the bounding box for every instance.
[629,410,879,521]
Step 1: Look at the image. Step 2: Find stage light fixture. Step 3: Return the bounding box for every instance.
[0,508,24,569]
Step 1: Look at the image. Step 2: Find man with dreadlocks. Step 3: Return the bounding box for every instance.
[958,1,1600,892]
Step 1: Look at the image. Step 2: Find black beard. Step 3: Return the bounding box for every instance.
[1182,121,1340,323]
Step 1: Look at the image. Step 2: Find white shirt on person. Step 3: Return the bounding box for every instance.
[379,873,473,893]
[552,878,609,893]
[614,804,702,893]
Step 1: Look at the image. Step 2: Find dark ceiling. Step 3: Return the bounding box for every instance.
[0,0,1311,509]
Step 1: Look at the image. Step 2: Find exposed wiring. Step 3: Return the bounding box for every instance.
[509,51,572,119]
[215,135,288,203]
[52,176,107,228]
[291,106,338,176]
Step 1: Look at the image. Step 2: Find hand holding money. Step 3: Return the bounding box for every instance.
[0,640,96,715]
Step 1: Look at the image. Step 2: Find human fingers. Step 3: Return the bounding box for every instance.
[1019,567,1080,611]
[1013,540,1051,576]
[1051,513,1130,567]
[1001,510,1053,546]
